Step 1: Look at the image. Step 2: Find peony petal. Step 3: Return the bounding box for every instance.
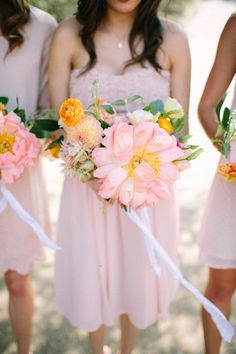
[158,146,184,162]
[92,148,115,167]
[119,178,134,206]
[159,162,180,183]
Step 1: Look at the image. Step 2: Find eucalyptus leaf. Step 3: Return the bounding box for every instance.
[102,104,115,114]
[149,100,164,115]
[127,95,143,105]
[112,99,126,106]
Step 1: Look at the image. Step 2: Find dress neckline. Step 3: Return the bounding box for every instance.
[70,66,170,79]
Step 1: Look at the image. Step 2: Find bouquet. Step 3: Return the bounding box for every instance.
[0,96,60,250]
[53,82,202,209]
[213,94,236,181]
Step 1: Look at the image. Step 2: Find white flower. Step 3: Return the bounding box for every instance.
[127,109,154,125]
[164,98,184,119]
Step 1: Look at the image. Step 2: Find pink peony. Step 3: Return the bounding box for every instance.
[0,111,41,184]
[92,121,184,208]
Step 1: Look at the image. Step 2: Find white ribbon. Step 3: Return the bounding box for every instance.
[127,207,235,343]
[0,181,60,251]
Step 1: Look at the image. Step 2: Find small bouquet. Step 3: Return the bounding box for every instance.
[0,96,60,250]
[213,94,236,181]
[52,82,202,208]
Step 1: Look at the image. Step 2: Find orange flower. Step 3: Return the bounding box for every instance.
[59,98,84,127]
[218,163,236,181]
[158,117,174,134]
[0,103,5,111]
[96,97,105,105]
[50,145,60,159]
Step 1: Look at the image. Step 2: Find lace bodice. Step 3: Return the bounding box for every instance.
[69,67,170,109]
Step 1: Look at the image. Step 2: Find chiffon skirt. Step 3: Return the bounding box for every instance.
[199,160,236,269]
[0,160,50,275]
[55,176,179,331]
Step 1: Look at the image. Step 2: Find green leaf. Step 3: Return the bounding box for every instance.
[215,124,225,137]
[46,135,64,150]
[184,145,199,150]
[33,119,60,131]
[222,107,230,129]
[30,126,50,139]
[149,100,164,115]
[216,93,227,121]
[102,104,115,114]
[100,120,110,129]
[112,99,126,106]
[186,148,204,160]
[127,95,143,105]
[178,134,191,143]
[14,107,26,123]
[172,116,187,136]
[0,96,9,105]
[222,142,230,157]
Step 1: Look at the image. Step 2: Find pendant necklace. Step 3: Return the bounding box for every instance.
[117,41,123,49]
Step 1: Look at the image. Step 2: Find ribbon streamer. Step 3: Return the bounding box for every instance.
[0,181,60,251]
[127,207,235,343]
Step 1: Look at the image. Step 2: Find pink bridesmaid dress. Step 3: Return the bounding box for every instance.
[199,85,236,269]
[0,6,57,274]
[55,67,179,331]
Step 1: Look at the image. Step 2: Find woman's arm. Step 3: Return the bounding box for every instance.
[48,20,76,111]
[162,22,191,135]
[198,16,236,140]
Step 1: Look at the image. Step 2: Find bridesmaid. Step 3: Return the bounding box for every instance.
[0,2,57,354]
[198,14,236,354]
[49,0,190,353]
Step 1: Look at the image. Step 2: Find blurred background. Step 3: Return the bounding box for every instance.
[0,0,236,353]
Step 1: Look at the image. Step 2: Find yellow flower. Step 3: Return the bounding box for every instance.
[218,163,236,181]
[59,98,84,127]
[0,133,15,154]
[50,145,60,159]
[158,117,174,134]
[0,103,5,112]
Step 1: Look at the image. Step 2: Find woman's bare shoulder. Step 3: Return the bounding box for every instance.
[161,18,188,43]
[52,16,81,43]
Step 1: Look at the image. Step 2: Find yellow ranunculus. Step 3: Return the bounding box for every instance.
[0,103,5,112]
[158,117,174,134]
[59,98,84,127]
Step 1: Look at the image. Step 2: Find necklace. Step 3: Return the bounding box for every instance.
[103,23,128,50]
[117,41,123,49]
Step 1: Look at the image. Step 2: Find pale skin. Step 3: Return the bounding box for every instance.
[4,271,34,354]
[49,0,190,353]
[198,15,236,354]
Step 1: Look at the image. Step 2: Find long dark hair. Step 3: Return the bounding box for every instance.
[0,0,30,54]
[76,0,163,73]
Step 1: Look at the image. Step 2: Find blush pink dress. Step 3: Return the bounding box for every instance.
[199,85,236,269]
[0,6,57,275]
[55,67,179,331]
